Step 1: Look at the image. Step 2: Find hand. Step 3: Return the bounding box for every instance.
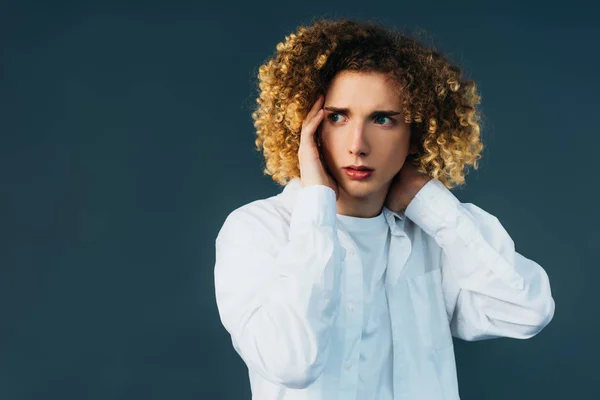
[384,154,432,214]
[298,94,339,200]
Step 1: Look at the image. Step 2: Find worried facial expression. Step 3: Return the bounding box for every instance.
[318,70,417,217]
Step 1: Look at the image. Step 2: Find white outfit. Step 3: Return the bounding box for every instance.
[214,177,555,399]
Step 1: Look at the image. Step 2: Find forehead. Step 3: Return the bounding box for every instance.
[326,71,402,106]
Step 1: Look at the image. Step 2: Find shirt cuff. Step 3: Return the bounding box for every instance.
[289,184,337,233]
[405,179,463,241]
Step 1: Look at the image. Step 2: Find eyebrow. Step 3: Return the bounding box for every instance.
[323,106,402,118]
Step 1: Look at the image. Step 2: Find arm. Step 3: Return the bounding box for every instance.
[405,179,555,341]
[214,185,343,389]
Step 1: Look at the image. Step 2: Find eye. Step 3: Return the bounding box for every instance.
[374,115,395,125]
[327,113,345,123]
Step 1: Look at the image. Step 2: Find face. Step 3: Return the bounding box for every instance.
[318,70,416,218]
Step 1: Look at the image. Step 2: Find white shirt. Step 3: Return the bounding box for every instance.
[214,177,555,400]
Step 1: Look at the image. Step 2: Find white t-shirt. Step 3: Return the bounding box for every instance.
[336,211,393,399]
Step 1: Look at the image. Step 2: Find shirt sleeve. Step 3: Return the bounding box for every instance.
[214,185,344,389]
[404,178,556,341]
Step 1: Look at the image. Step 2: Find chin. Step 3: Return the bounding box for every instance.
[340,177,380,192]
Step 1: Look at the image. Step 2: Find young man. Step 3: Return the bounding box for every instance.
[214,18,555,399]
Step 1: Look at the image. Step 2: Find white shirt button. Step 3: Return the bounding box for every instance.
[348,249,355,256]
[348,303,355,312]
[344,363,353,371]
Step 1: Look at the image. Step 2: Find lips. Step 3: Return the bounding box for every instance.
[344,166,374,171]
[343,168,374,180]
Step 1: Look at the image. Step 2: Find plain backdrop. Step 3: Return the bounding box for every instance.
[1,0,598,399]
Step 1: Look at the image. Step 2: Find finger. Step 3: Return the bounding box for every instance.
[301,109,324,142]
[304,94,324,122]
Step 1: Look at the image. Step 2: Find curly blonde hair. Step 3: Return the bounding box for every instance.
[251,17,484,189]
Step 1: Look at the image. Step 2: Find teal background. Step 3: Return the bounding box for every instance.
[1,1,597,399]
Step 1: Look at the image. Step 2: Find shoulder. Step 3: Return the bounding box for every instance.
[216,193,291,247]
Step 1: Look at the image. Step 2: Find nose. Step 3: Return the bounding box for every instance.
[348,124,369,156]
